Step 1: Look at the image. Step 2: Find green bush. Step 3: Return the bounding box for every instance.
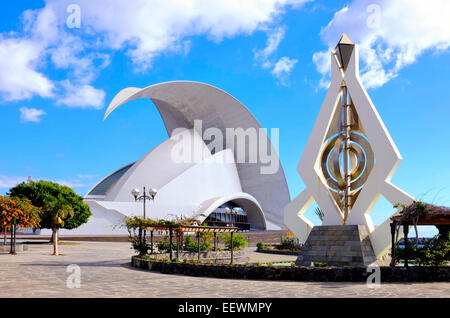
[422,234,450,266]
[220,233,248,250]
[279,236,302,251]
[396,234,449,266]
[256,242,264,250]
[201,240,211,250]
[184,236,197,252]
[313,262,328,267]
[184,236,209,252]
[130,236,150,256]
[157,241,177,253]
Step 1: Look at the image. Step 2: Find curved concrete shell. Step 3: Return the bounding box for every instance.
[66,81,290,235]
[103,81,291,228]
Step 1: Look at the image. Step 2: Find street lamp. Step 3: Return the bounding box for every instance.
[224,207,231,226]
[232,207,240,226]
[131,186,157,242]
[131,188,140,200]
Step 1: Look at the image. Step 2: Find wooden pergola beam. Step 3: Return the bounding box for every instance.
[390,216,450,225]
[143,225,239,233]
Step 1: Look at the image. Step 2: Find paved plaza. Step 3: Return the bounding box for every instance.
[0,241,449,298]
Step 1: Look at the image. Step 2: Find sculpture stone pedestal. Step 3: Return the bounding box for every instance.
[296,225,377,267]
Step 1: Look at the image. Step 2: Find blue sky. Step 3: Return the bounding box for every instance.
[1,0,449,236]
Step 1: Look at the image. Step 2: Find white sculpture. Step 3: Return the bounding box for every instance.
[284,34,414,258]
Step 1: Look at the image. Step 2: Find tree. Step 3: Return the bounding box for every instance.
[44,195,74,255]
[9,180,91,244]
[0,196,40,254]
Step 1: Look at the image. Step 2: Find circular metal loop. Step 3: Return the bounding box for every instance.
[332,135,346,189]
[320,132,374,193]
[349,133,374,191]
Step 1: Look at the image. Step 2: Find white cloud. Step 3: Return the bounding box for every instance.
[19,107,46,123]
[0,174,27,189]
[0,4,105,107]
[0,173,94,191]
[254,27,286,69]
[314,0,450,89]
[64,0,311,70]
[57,81,105,109]
[312,49,332,89]
[76,174,98,180]
[0,38,54,101]
[0,6,61,101]
[254,27,298,84]
[271,56,298,84]
[0,0,311,105]
[54,179,90,188]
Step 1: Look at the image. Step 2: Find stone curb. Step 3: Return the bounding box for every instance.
[131,256,450,282]
[255,248,299,256]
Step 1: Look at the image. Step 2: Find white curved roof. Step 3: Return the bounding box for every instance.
[102,81,290,227]
[87,162,134,196]
[82,130,266,232]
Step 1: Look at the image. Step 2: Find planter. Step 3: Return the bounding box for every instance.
[146,250,249,264]
[131,255,450,282]
[256,247,299,256]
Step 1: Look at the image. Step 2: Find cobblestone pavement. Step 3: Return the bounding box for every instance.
[0,241,449,298]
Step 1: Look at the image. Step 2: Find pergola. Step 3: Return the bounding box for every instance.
[143,224,239,264]
[390,203,450,267]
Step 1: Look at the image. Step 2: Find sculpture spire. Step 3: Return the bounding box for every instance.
[336,33,355,71]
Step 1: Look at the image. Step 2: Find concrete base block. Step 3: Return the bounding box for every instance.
[296,225,376,267]
[0,243,28,252]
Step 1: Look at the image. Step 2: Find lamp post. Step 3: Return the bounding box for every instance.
[224,207,231,226]
[131,187,157,244]
[232,207,240,227]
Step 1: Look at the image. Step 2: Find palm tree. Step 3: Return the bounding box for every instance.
[44,196,74,256]
[314,207,324,222]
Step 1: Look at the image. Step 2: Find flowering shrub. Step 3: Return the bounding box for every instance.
[0,195,40,254]
[0,196,40,230]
